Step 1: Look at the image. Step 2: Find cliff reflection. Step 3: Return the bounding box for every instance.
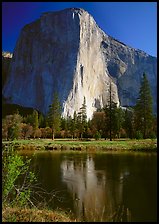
[21,151,156,221]
[61,154,126,221]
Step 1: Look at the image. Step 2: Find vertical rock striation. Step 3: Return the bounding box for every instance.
[3,8,157,118]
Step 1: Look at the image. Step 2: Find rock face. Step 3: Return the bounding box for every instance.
[2,52,12,88]
[3,8,157,118]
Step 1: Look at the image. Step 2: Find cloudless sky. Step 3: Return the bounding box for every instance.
[2,2,157,57]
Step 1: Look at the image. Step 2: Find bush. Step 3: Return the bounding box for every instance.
[2,114,22,140]
[94,131,101,140]
[2,145,36,208]
[149,132,156,139]
[135,131,143,139]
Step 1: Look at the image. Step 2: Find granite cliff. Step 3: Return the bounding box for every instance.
[2,52,12,91]
[2,8,157,118]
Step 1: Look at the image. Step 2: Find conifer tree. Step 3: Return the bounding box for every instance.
[47,92,61,140]
[32,110,39,138]
[104,81,117,141]
[134,73,153,138]
[70,111,77,139]
[77,97,87,139]
[114,107,124,138]
[123,108,134,139]
[39,113,45,128]
[33,109,39,128]
[81,96,87,125]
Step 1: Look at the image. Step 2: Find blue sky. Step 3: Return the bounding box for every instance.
[2,2,157,57]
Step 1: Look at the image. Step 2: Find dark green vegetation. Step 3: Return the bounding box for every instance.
[2,146,36,208]
[47,92,61,140]
[2,102,35,118]
[134,73,154,139]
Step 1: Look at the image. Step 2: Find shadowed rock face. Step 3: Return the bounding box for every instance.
[104,37,157,112]
[2,8,157,118]
[2,53,12,88]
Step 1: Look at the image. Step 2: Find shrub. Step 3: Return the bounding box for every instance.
[94,131,101,140]
[2,114,22,140]
[149,131,156,139]
[135,131,143,139]
[2,145,36,208]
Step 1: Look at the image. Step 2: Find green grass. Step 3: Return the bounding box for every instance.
[2,138,157,153]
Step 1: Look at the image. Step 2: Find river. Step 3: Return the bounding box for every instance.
[20,151,157,222]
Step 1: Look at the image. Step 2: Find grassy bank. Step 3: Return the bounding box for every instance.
[2,207,76,222]
[2,138,157,152]
[2,139,156,222]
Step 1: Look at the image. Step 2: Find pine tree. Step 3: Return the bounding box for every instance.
[70,111,77,139]
[47,92,61,140]
[81,97,87,125]
[77,97,87,139]
[39,113,45,128]
[104,81,117,141]
[32,110,39,138]
[123,108,134,139]
[109,82,112,141]
[114,107,124,138]
[134,73,153,138]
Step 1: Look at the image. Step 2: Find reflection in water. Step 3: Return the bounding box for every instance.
[61,154,130,221]
[21,151,157,222]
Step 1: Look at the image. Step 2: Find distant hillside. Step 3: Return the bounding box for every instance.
[2,101,36,118]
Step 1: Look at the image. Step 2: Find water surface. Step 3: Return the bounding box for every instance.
[21,151,157,222]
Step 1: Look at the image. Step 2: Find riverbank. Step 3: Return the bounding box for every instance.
[2,138,157,153]
[2,139,157,222]
[2,206,76,222]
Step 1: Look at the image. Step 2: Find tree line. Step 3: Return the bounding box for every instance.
[2,73,156,140]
